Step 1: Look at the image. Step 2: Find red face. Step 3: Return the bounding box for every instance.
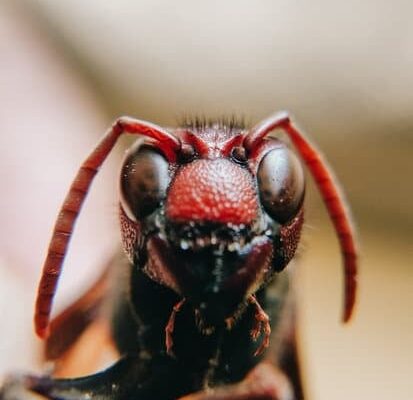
[119,120,305,325]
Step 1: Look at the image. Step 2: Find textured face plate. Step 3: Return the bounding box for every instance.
[166,158,258,225]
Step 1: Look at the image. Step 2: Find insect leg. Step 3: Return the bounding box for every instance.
[165,298,186,357]
[1,356,186,400]
[247,295,271,357]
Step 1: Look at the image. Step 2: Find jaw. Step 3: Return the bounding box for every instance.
[143,231,273,327]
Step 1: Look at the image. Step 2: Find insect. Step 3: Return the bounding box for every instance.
[0,111,357,400]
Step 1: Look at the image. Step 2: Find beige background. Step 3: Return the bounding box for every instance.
[0,1,411,399]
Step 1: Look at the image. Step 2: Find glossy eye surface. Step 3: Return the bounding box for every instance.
[257,148,305,223]
[120,145,170,220]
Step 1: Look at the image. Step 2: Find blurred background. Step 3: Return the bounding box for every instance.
[0,1,411,399]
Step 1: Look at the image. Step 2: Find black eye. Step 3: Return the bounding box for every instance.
[257,148,305,223]
[120,145,170,220]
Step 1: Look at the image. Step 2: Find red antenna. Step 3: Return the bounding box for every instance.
[244,111,358,322]
[34,117,181,338]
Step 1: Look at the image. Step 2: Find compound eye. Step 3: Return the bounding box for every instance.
[257,148,305,224]
[120,145,170,220]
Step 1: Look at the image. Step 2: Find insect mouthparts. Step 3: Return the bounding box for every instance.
[165,221,253,252]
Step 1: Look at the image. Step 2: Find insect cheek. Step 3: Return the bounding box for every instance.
[274,209,304,271]
[119,205,142,263]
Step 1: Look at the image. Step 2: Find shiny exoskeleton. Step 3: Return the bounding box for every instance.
[0,112,358,400]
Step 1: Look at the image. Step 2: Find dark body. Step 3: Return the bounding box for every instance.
[23,265,290,400]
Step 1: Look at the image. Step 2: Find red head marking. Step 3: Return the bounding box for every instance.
[166,158,258,225]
